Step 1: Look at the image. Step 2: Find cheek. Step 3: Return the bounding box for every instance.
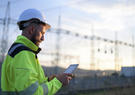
[34,32,41,41]
[39,33,42,39]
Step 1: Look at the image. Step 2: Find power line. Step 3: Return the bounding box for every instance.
[48,28,134,48]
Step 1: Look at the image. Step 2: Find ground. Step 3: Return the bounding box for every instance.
[78,86,135,95]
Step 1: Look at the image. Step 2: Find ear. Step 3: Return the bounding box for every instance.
[28,25,34,34]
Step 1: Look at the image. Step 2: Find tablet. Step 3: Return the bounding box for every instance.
[64,64,79,74]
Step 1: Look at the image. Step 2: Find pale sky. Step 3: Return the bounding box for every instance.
[0,0,135,70]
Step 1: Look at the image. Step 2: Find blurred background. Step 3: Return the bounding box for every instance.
[0,0,135,95]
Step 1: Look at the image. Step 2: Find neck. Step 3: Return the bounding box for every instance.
[22,31,32,41]
[22,31,39,47]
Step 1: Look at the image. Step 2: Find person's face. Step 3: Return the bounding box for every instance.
[31,24,47,46]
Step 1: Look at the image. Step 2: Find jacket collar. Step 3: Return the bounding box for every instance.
[15,35,41,53]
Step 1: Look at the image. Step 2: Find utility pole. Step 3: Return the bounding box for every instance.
[90,23,95,70]
[114,32,119,71]
[132,32,135,66]
[55,8,61,74]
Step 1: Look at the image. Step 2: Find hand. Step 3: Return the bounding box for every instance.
[56,73,73,86]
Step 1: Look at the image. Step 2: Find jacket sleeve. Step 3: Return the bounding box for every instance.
[13,51,62,95]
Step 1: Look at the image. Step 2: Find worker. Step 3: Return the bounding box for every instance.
[1,9,73,95]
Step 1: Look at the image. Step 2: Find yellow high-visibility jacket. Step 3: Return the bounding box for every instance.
[1,35,62,95]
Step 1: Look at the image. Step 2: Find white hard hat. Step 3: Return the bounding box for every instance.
[17,8,51,29]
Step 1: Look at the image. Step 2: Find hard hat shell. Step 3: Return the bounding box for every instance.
[17,9,51,29]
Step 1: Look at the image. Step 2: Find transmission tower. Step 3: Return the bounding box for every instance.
[0,1,10,62]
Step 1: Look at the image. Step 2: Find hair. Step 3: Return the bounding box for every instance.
[17,18,46,30]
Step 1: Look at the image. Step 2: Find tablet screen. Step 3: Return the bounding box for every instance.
[64,64,79,73]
